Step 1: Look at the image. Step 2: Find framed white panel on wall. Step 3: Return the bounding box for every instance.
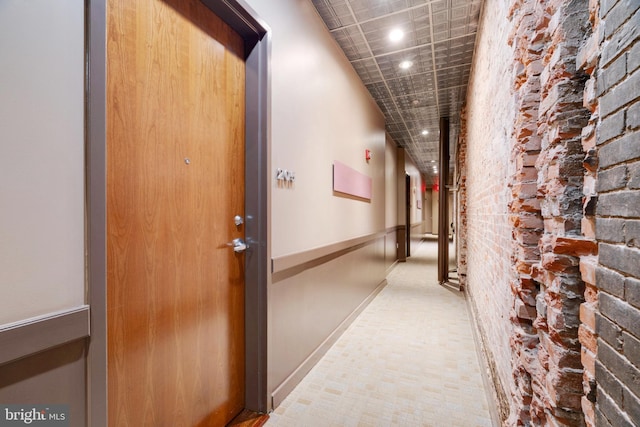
[0,0,86,325]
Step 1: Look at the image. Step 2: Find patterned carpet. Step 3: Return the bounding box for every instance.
[265,238,495,427]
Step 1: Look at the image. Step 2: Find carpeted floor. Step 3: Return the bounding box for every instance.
[265,238,495,426]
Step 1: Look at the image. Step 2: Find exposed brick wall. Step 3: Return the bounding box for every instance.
[464,0,519,420]
[504,1,594,425]
[506,0,545,423]
[464,0,597,425]
[591,0,640,425]
[576,0,601,425]
[456,104,468,291]
[531,0,592,425]
[463,0,640,424]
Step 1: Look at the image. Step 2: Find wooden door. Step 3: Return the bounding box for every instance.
[106,0,246,425]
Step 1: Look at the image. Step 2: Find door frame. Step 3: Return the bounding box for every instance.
[405,174,411,258]
[87,0,271,424]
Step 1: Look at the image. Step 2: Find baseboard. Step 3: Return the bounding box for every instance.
[385,259,399,276]
[464,293,505,426]
[271,278,388,409]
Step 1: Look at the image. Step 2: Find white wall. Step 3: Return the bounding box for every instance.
[0,0,85,325]
[246,0,386,258]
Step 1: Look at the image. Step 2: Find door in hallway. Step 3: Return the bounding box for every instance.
[107,0,246,424]
[406,174,411,257]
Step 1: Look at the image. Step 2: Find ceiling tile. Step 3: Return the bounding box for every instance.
[311,0,484,177]
[348,0,424,22]
[352,58,383,84]
[332,26,370,61]
[314,0,357,30]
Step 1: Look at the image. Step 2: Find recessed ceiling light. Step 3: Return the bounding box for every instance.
[389,28,404,42]
[431,160,436,163]
[421,130,429,136]
[399,60,413,70]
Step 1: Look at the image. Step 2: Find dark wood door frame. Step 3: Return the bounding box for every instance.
[87,0,270,423]
[405,174,411,258]
[437,117,450,285]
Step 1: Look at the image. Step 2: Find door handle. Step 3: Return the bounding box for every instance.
[229,238,247,253]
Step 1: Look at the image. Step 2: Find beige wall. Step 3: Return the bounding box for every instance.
[396,149,407,227]
[244,0,390,406]
[405,154,424,229]
[0,0,85,325]
[269,238,386,406]
[0,0,400,418]
[394,147,425,228]
[385,135,398,229]
[424,189,434,234]
[246,0,386,258]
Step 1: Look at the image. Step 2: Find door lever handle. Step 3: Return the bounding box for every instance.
[228,238,247,253]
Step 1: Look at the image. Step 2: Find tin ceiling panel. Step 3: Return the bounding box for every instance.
[311,0,484,181]
[313,0,357,29]
[348,0,426,22]
[332,26,370,61]
[351,58,384,84]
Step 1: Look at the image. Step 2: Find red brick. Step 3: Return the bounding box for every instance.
[516,244,541,261]
[512,182,539,200]
[580,302,596,330]
[516,165,540,182]
[581,216,596,239]
[581,124,597,152]
[518,152,540,168]
[582,75,597,109]
[524,135,542,151]
[516,298,538,320]
[581,396,595,427]
[516,123,537,139]
[583,174,596,195]
[512,197,542,213]
[581,346,596,375]
[578,324,597,353]
[516,260,534,274]
[515,229,543,245]
[462,0,597,424]
[544,218,569,235]
[539,177,567,198]
[546,162,560,180]
[547,365,584,394]
[542,252,580,272]
[579,256,597,284]
[584,283,597,304]
[552,236,598,256]
[548,389,583,412]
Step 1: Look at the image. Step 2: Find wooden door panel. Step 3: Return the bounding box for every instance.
[107,0,245,425]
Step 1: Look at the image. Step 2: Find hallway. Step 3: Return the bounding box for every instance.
[266,238,495,426]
